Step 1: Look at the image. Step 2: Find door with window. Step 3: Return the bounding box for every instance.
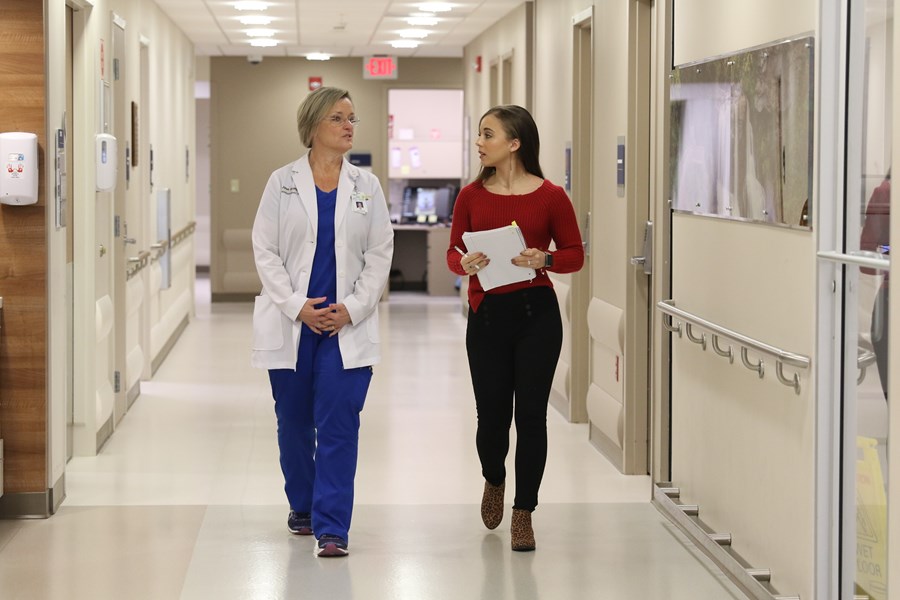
[818,0,894,597]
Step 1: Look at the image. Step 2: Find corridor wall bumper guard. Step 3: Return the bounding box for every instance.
[657,299,811,394]
[652,482,800,600]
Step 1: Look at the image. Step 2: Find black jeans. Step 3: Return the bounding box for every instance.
[465,287,563,511]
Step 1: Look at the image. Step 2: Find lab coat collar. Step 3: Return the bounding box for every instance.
[289,152,361,234]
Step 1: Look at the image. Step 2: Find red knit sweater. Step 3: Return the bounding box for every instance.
[446,179,584,312]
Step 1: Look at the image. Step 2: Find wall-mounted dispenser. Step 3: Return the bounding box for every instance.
[95,133,117,192]
[0,132,38,205]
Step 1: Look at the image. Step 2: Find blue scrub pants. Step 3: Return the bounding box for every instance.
[268,329,372,541]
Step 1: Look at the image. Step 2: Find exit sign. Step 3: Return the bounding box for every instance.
[363,55,398,79]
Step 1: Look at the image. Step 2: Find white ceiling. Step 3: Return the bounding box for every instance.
[153,0,526,58]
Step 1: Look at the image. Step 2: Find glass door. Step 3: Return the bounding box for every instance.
[844,2,892,597]
[819,0,893,598]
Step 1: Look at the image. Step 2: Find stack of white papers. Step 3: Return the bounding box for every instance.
[462,224,535,291]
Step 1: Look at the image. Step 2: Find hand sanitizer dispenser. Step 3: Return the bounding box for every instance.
[96,133,117,192]
[0,132,38,205]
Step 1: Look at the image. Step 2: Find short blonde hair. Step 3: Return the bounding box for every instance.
[296,87,352,148]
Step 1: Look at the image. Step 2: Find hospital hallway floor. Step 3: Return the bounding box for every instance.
[0,280,745,599]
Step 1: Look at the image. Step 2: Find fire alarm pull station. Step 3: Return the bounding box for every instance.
[0,132,38,205]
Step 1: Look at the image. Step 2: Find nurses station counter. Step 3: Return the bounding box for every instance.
[390,225,457,296]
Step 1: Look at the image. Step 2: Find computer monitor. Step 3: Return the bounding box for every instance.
[401,185,456,224]
[414,188,438,223]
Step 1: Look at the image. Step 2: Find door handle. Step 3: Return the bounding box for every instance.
[631,220,652,275]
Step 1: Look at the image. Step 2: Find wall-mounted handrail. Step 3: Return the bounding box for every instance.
[126,250,151,281]
[171,220,196,248]
[711,334,734,363]
[148,221,197,264]
[658,299,810,394]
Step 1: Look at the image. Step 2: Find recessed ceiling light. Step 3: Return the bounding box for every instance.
[406,16,439,26]
[417,2,452,12]
[306,53,331,61]
[391,40,420,48]
[234,1,269,10]
[239,15,272,25]
[245,28,275,37]
[249,39,277,47]
[398,29,430,39]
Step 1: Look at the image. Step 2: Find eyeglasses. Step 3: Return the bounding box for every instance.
[324,114,360,127]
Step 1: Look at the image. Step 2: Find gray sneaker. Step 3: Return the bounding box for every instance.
[287,510,312,535]
[315,534,349,557]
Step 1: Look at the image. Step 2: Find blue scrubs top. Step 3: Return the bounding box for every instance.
[308,186,337,310]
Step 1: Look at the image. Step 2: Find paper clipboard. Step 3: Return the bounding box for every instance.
[462,224,535,291]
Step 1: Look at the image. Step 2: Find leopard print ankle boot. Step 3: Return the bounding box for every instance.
[480,481,505,530]
[510,508,535,552]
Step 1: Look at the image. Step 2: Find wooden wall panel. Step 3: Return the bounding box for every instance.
[0,0,48,495]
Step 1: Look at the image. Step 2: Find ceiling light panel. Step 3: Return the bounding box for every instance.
[406,16,440,26]
[214,0,297,47]
[417,2,453,12]
[398,29,430,38]
[239,15,273,25]
[234,1,270,10]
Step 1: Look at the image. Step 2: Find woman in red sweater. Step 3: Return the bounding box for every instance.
[446,105,584,551]
[860,172,890,402]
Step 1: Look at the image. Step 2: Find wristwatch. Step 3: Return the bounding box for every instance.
[544,252,553,268]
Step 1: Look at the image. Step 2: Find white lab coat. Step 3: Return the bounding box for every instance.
[251,152,394,370]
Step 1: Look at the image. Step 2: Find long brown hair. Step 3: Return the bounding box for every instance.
[476,105,544,183]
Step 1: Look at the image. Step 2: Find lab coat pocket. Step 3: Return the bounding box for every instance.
[252,294,285,351]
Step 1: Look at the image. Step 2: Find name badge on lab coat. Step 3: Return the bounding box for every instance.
[351,190,370,214]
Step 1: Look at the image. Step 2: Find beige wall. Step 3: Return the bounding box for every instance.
[209,57,463,297]
[668,1,817,597]
[531,0,579,192]
[462,3,532,183]
[674,0,816,66]
[670,216,816,597]
[45,0,196,463]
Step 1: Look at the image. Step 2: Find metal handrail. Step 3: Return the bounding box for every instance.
[124,222,197,277]
[171,220,196,248]
[657,299,810,394]
[817,250,890,271]
[126,250,151,281]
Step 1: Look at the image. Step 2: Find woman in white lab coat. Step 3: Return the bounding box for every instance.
[251,86,393,557]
